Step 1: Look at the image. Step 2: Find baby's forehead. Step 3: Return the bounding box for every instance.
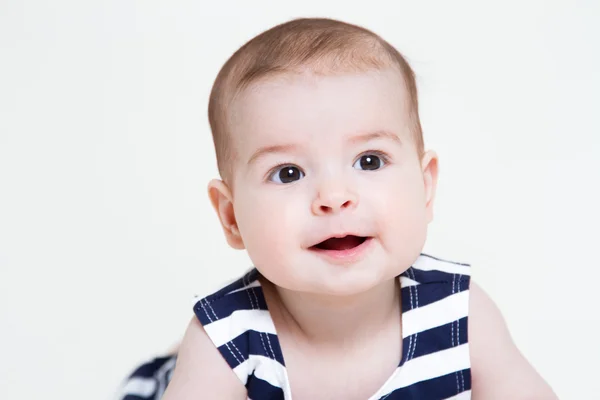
[237,67,408,99]
[228,69,411,150]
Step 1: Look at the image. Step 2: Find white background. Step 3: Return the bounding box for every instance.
[1,1,599,399]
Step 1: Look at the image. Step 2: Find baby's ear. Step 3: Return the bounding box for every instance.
[207,179,245,250]
[421,151,439,223]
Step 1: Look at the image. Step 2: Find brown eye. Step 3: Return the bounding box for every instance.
[269,165,304,184]
[354,154,384,171]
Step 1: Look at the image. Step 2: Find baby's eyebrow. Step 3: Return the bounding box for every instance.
[246,130,401,166]
[247,143,299,166]
[348,130,402,146]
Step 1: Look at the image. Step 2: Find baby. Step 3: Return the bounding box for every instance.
[161,18,557,399]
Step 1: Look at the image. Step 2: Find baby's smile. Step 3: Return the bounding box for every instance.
[308,234,375,264]
[311,234,368,251]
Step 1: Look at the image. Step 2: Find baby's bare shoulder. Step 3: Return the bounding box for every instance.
[468,281,557,399]
[162,317,246,400]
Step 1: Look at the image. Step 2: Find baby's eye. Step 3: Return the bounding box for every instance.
[353,154,386,171]
[269,165,305,184]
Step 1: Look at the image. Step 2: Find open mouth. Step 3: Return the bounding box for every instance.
[311,235,369,251]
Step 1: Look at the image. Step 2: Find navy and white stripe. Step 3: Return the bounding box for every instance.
[192,254,472,399]
[116,254,471,399]
[194,268,293,398]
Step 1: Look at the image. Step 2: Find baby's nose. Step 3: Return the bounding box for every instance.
[311,183,358,215]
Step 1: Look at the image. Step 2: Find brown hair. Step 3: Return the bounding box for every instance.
[208,18,423,181]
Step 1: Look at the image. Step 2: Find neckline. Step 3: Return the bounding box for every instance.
[250,268,414,400]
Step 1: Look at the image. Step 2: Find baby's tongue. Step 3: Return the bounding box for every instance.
[319,236,362,251]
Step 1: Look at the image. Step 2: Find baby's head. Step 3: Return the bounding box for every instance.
[208,18,438,296]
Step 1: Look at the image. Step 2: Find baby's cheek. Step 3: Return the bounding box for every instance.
[237,197,297,265]
[378,189,427,247]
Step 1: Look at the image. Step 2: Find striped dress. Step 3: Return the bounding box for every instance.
[117,254,471,400]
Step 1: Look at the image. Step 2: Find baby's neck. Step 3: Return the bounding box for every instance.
[264,277,401,349]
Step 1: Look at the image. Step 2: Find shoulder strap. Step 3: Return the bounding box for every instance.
[373,254,472,398]
[193,269,289,398]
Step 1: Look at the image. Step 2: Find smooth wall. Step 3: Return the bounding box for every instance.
[1,1,598,399]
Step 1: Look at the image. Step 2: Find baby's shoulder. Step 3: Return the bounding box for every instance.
[467,280,558,398]
[161,316,247,400]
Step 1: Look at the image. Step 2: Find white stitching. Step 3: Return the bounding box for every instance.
[408,270,416,361]
[457,317,460,346]
[408,268,419,361]
[408,273,417,360]
[243,273,256,310]
[243,273,273,360]
[451,274,459,394]
[455,371,460,395]
[205,299,245,363]
[458,276,465,392]
[451,273,456,347]
[407,266,415,368]
[241,272,264,356]
[410,268,420,307]
[407,268,415,310]
[412,333,419,360]
[457,317,464,393]
[248,285,271,360]
[455,276,464,393]
[250,286,277,360]
[200,299,242,365]
[265,333,277,360]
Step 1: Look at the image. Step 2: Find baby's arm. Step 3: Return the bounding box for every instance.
[162,317,247,400]
[469,282,558,399]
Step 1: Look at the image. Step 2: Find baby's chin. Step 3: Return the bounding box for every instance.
[261,265,399,298]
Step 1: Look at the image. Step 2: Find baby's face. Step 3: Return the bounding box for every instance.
[225,68,437,296]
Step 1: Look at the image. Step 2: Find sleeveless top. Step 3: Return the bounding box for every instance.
[115,254,471,400]
[193,254,472,400]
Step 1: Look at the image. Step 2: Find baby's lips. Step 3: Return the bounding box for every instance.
[308,232,370,248]
[313,235,367,251]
